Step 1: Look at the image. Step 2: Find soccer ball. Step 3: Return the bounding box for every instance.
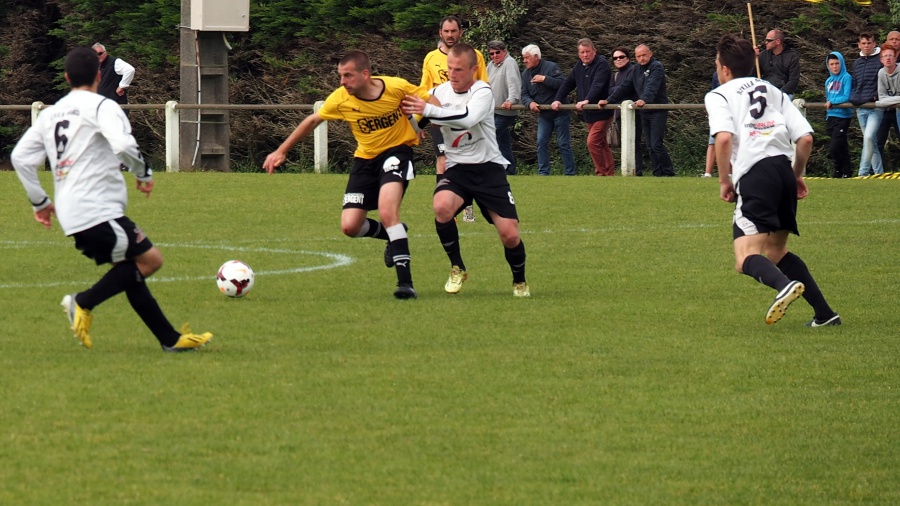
[216,260,255,297]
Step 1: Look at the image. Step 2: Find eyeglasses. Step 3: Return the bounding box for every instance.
[764,38,777,43]
[96,51,106,55]
[612,55,627,60]
[488,50,503,55]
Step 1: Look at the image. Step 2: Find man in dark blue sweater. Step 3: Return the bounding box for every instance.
[849,32,884,176]
[551,39,615,176]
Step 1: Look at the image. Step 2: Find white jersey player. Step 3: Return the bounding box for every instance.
[705,35,840,327]
[11,47,212,351]
[401,43,530,298]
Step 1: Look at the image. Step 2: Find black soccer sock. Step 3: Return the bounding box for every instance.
[386,224,413,286]
[76,261,143,310]
[776,252,836,320]
[125,282,180,347]
[435,219,465,271]
[504,239,527,284]
[358,218,390,240]
[742,254,791,292]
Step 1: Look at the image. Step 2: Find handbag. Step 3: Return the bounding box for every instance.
[607,119,620,148]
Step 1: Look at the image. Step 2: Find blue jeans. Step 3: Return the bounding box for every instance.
[857,108,884,176]
[494,114,517,175]
[537,113,576,175]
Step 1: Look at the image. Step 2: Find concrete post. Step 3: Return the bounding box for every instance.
[313,100,328,173]
[165,101,180,172]
[620,100,635,176]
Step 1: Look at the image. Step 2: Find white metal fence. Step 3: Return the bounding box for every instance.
[4,98,837,175]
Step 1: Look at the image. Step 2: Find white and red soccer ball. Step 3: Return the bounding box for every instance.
[216,260,254,297]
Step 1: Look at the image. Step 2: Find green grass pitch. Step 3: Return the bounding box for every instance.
[1,172,898,504]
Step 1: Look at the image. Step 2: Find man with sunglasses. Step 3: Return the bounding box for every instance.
[91,43,135,116]
[756,29,799,99]
[487,40,521,175]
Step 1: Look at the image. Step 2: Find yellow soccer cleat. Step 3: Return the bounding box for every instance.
[164,324,213,352]
[61,294,93,349]
[513,282,531,298]
[444,266,468,294]
[765,281,805,325]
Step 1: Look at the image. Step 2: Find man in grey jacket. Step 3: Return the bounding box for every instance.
[487,40,522,175]
[521,44,576,175]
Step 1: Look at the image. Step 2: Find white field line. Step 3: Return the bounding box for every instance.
[0,242,353,289]
[2,217,897,288]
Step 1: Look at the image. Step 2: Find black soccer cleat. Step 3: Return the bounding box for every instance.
[393,283,417,300]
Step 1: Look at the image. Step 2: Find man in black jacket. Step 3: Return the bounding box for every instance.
[757,29,800,98]
[521,44,576,175]
[551,39,615,176]
[601,44,674,177]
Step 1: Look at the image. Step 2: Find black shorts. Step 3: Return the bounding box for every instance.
[435,162,519,224]
[72,216,153,265]
[733,155,799,239]
[343,145,415,211]
[430,125,446,157]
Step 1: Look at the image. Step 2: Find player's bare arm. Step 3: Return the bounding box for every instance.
[793,134,813,199]
[263,113,323,173]
[34,204,56,230]
[713,132,735,203]
[401,94,440,116]
[136,179,154,198]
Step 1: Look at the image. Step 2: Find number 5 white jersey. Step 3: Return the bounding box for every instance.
[11,90,149,236]
[705,77,812,184]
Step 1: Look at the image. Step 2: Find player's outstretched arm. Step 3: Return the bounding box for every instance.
[263,113,323,174]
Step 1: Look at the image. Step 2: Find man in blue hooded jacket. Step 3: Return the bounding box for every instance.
[825,51,853,178]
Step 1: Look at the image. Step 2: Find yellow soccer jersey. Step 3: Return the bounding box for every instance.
[317,76,430,160]
[420,48,489,90]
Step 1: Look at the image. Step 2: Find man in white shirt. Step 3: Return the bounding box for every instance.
[401,43,530,298]
[11,47,212,351]
[705,35,840,327]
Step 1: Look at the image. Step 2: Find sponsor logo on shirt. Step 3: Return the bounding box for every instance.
[357,109,403,134]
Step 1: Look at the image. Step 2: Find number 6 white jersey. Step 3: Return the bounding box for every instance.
[11,90,149,236]
[705,77,812,184]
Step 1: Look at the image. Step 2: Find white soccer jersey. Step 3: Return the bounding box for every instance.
[11,90,149,236]
[705,77,812,183]
[423,80,508,168]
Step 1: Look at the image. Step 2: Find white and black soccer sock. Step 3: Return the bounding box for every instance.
[386,223,412,286]
[435,219,465,271]
[504,240,527,284]
[776,252,836,321]
[356,218,390,240]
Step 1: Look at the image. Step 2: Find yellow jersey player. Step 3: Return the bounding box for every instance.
[264,50,430,299]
